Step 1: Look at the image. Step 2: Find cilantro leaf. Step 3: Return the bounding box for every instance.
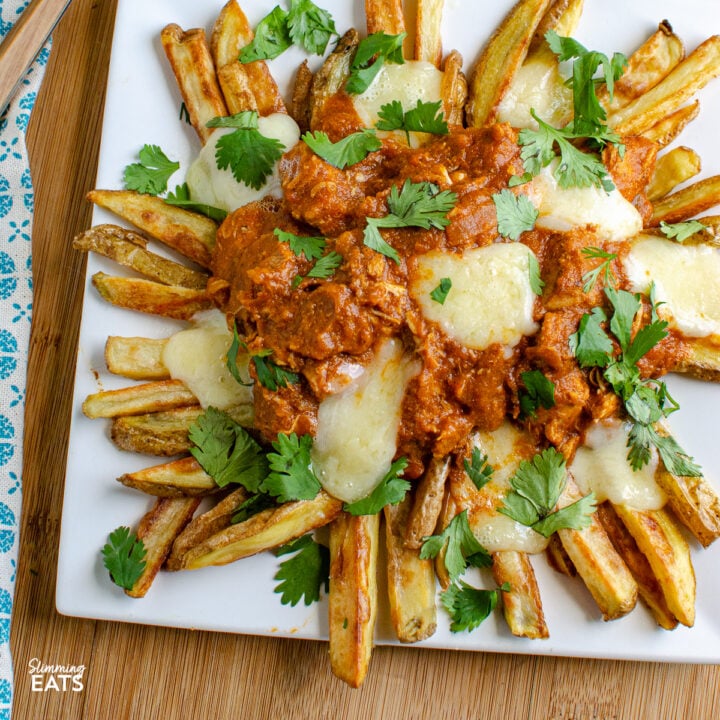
[344,458,410,515]
[102,526,146,591]
[659,220,707,243]
[492,189,538,240]
[275,228,327,260]
[346,32,406,95]
[627,422,702,477]
[188,407,269,491]
[165,183,228,222]
[274,534,330,606]
[363,221,402,263]
[305,251,343,279]
[249,348,300,391]
[231,493,277,524]
[261,433,322,502]
[430,277,452,304]
[239,6,292,63]
[302,128,382,169]
[287,0,337,55]
[519,369,556,418]
[123,144,179,195]
[528,253,544,295]
[464,448,493,490]
[226,322,252,387]
[581,246,617,292]
[569,306,613,368]
[531,493,597,536]
[441,581,508,633]
[376,99,449,141]
[208,112,285,190]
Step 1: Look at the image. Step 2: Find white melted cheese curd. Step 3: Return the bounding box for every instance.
[186,113,300,212]
[569,418,666,510]
[410,243,539,351]
[624,234,720,338]
[469,423,549,554]
[310,338,420,503]
[530,163,643,242]
[162,309,253,410]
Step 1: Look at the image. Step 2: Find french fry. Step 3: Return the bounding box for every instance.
[384,498,437,643]
[289,60,314,133]
[491,550,549,639]
[210,0,253,66]
[180,491,343,569]
[110,406,205,456]
[545,533,576,577]
[92,273,213,320]
[608,35,720,137]
[674,337,720,383]
[414,0,444,67]
[217,63,258,114]
[73,225,209,289]
[465,0,552,128]
[647,146,702,202]
[160,24,228,143]
[365,0,405,36]
[640,101,700,148]
[440,50,467,127]
[404,455,450,549]
[105,336,170,381]
[126,496,201,598]
[328,511,380,688]
[118,456,217,497]
[528,0,584,56]
[83,380,197,419]
[87,190,217,269]
[166,487,249,570]
[650,175,720,225]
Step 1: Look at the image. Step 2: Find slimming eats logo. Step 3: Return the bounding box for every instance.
[28,658,85,692]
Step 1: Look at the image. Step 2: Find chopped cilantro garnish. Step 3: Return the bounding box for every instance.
[275,228,326,260]
[492,189,539,240]
[166,183,228,222]
[441,581,509,633]
[344,458,410,515]
[659,220,707,243]
[249,348,300,392]
[123,144,179,195]
[519,369,556,419]
[527,252,544,295]
[101,526,146,591]
[430,277,452,304]
[345,32,406,95]
[376,99,449,142]
[463,448,493,490]
[581,246,617,292]
[287,0,338,55]
[301,128,382,168]
[274,534,330,606]
[261,432,322,502]
[239,5,292,62]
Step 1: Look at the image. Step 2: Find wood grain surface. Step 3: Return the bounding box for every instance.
[10,1,720,718]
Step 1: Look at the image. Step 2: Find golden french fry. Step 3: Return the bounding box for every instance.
[608,35,720,136]
[87,190,217,268]
[404,455,450,549]
[210,0,253,66]
[414,0,444,67]
[527,0,584,57]
[328,511,380,688]
[650,175,720,225]
[118,456,217,497]
[127,496,201,598]
[92,272,213,320]
[110,406,205,456]
[365,0,405,36]
[647,146,702,202]
[440,50,467,127]
[73,225,209,289]
[217,63,259,114]
[545,533,576,577]
[384,498,437,643]
[83,380,197,419]
[674,337,720,383]
[161,24,228,143]
[640,101,700,148]
[181,491,343,569]
[105,336,170,381]
[465,0,552,128]
[492,550,549,639]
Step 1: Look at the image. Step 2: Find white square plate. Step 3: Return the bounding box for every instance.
[57,0,720,662]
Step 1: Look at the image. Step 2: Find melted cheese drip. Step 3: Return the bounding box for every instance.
[569,419,666,510]
[311,338,420,503]
[624,235,720,337]
[530,164,642,242]
[411,243,539,351]
[162,310,253,410]
[186,113,300,212]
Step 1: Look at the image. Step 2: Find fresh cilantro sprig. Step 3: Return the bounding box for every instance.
[274,534,330,606]
[659,220,707,243]
[297,250,343,284]
[166,183,228,222]
[123,144,179,195]
[499,447,596,537]
[275,228,327,260]
[376,99,449,143]
[102,526,146,591]
[344,457,410,515]
[430,277,452,305]
[492,189,538,240]
[207,111,285,190]
[581,246,617,292]
[302,128,382,169]
[441,580,510,633]
[464,448,493,490]
[233,343,299,392]
[239,0,337,62]
[528,253,544,295]
[364,180,457,263]
[261,432,322,502]
[519,370,556,419]
[346,32,406,95]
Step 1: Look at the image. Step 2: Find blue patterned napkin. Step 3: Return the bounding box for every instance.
[0,1,51,717]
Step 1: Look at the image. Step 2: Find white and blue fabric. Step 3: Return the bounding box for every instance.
[0,1,51,717]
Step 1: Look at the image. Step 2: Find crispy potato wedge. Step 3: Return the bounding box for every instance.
[110,406,205,456]
[545,533,576,577]
[650,175,720,225]
[210,0,253,66]
[674,337,720,383]
[384,498,437,643]
[641,101,700,148]
[289,60,314,133]
[440,50,467,127]
[492,550,549,639]
[87,190,217,268]
[127,496,201,598]
[365,0,405,36]
[92,273,213,320]
[118,456,217,497]
[404,455,450,549]
[105,336,170,381]
[647,146,702,202]
[217,63,258,114]
[608,35,720,137]
[328,511,380,688]
[73,225,208,289]
[83,380,197,419]
[528,0,584,57]
[465,0,552,128]
[161,24,228,144]
[181,491,342,569]
[414,0,444,67]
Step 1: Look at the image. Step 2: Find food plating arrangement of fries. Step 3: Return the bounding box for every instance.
[66,0,720,687]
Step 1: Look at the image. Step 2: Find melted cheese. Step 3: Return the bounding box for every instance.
[411,243,539,350]
[569,419,666,510]
[186,113,300,212]
[311,338,420,503]
[624,235,720,337]
[530,164,642,242]
[162,310,253,410]
[496,57,572,129]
